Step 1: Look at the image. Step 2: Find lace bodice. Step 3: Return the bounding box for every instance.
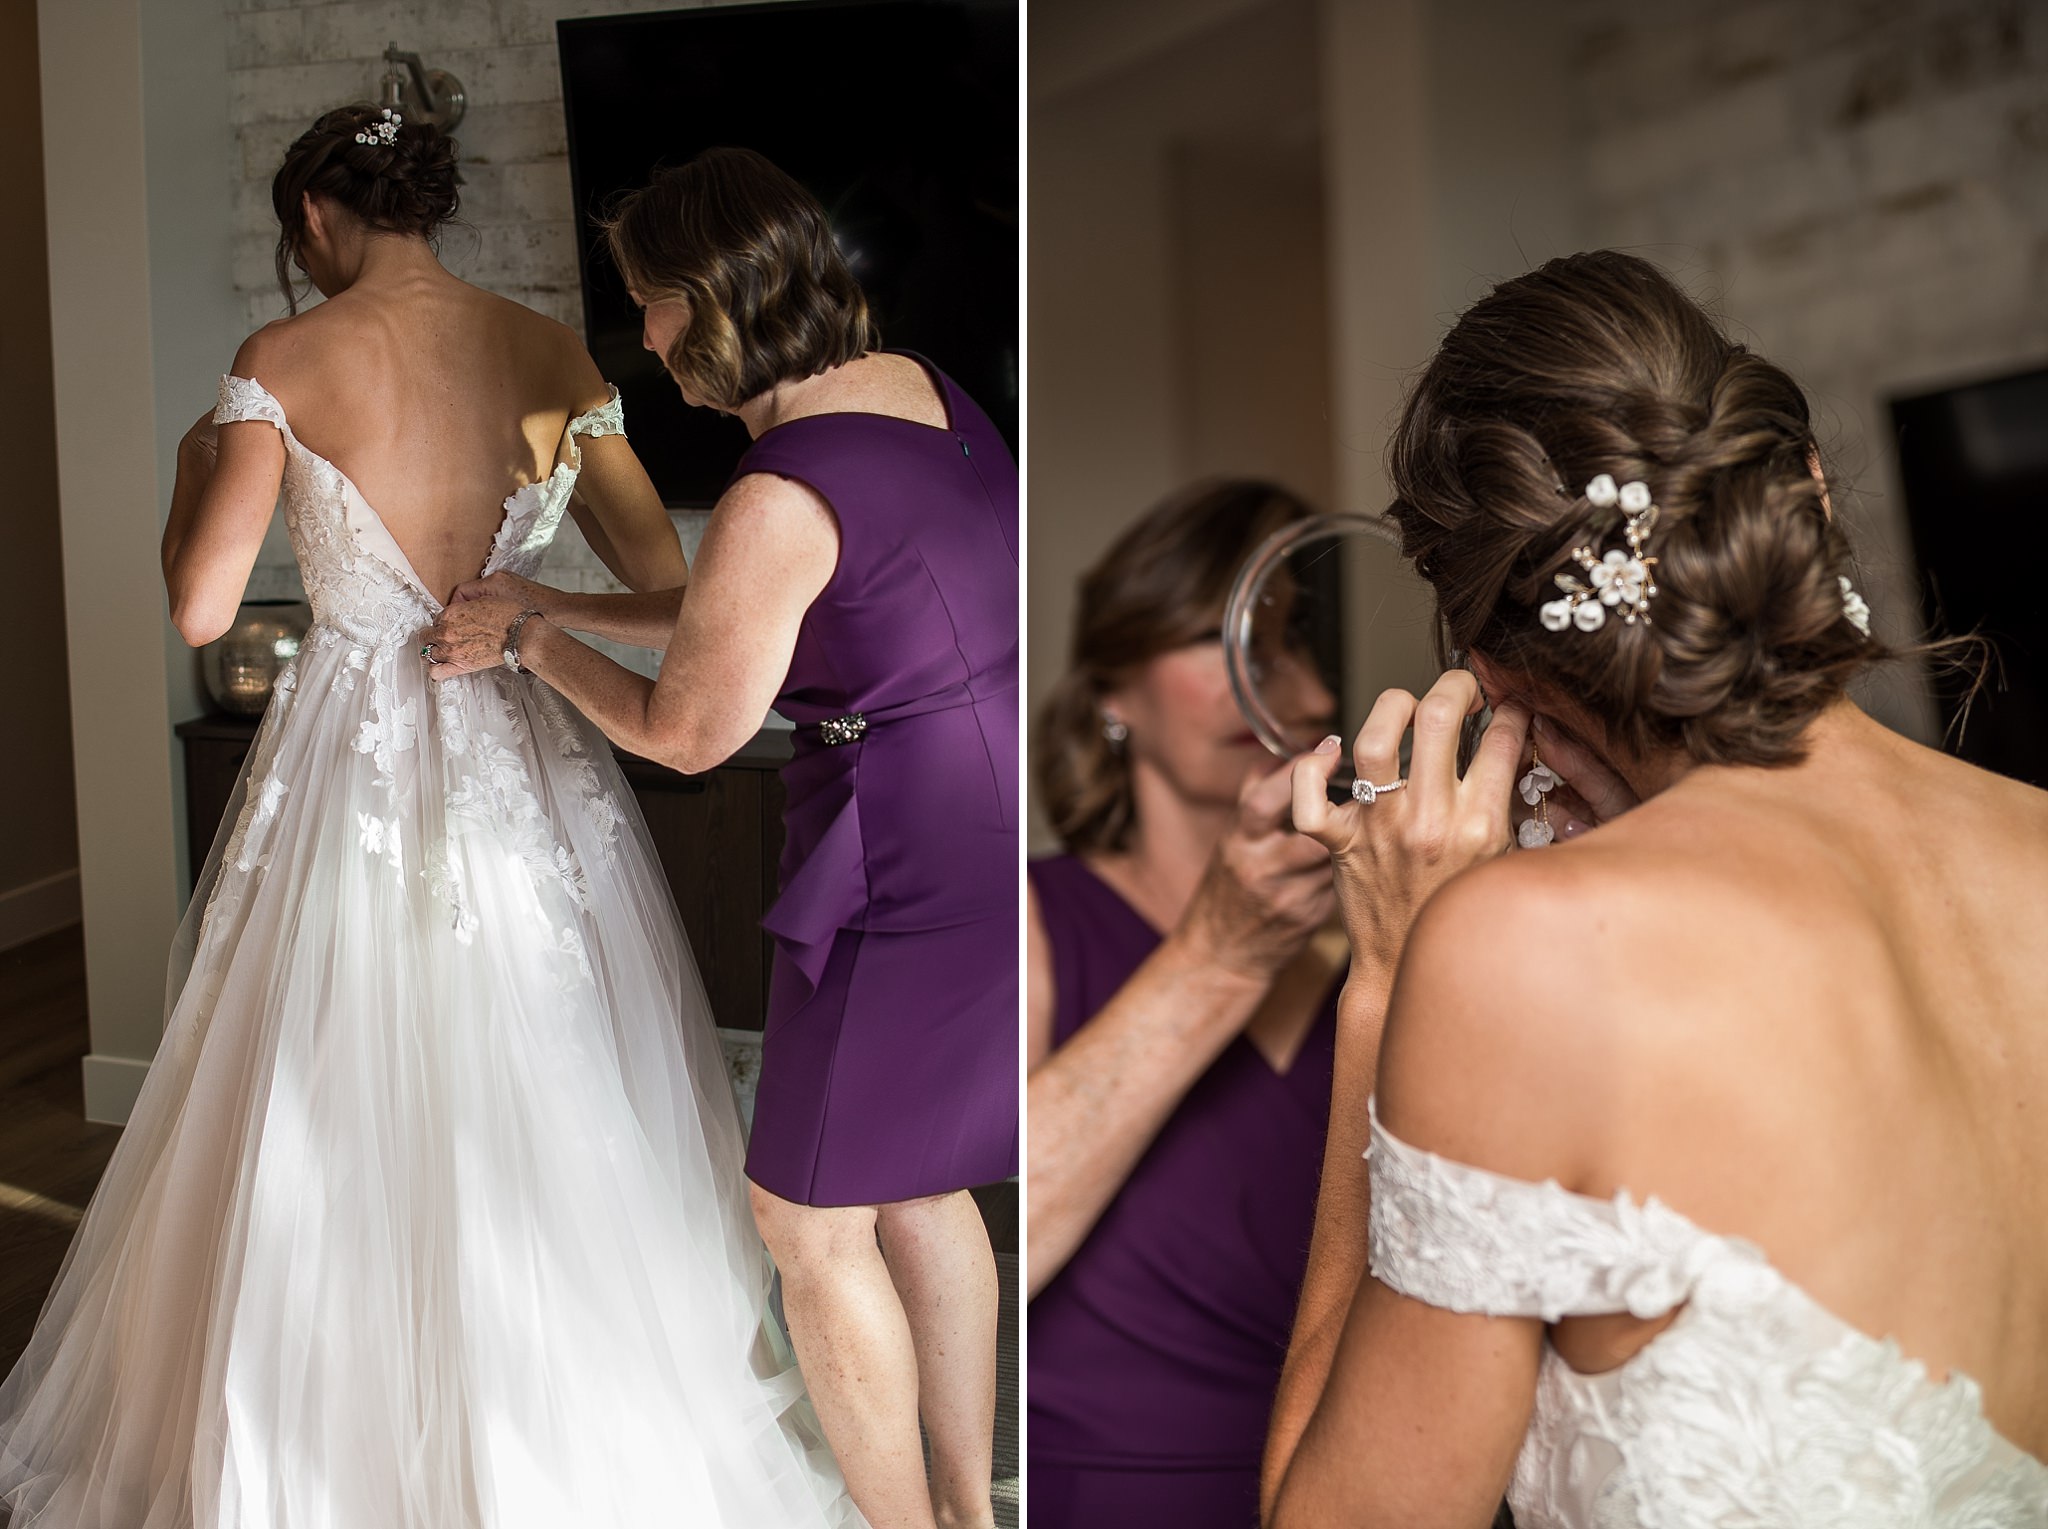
[213,374,622,647]
[1365,1100,2048,1528]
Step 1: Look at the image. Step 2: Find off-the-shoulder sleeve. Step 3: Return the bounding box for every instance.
[567,385,625,440]
[1365,1098,1716,1322]
[214,374,288,431]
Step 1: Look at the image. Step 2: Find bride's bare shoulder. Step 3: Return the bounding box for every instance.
[1374,813,1807,1182]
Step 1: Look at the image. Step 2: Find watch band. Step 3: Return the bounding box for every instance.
[501,608,543,673]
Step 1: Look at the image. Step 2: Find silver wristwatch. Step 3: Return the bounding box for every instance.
[501,608,543,672]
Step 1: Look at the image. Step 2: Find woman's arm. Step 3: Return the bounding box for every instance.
[451,570,685,650]
[163,340,289,645]
[1027,770,1334,1294]
[1262,675,1532,1521]
[426,471,836,774]
[562,431,688,594]
[1265,851,1623,1529]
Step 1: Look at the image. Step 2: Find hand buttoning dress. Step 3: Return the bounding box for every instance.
[0,376,866,1529]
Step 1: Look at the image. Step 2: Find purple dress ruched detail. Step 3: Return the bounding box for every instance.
[735,353,1018,1208]
[1027,854,1339,1527]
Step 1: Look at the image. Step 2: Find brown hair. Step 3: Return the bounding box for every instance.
[1037,480,1315,854]
[271,104,463,312]
[600,147,878,409]
[1387,250,1885,767]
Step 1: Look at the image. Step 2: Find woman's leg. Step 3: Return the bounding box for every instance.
[750,1185,937,1529]
[876,1190,999,1529]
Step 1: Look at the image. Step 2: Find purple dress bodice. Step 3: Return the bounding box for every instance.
[732,354,1018,1001]
[730,353,1017,1207]
[1028,854,1339,1488]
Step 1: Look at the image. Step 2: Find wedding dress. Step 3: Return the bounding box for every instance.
[1366,1100,2048,1529]
[0,375,866,1529]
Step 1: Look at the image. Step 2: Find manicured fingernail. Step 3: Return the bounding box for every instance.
[1560,816,1589,838]
[1532,713,1552,735]
[1317,734,1341,753]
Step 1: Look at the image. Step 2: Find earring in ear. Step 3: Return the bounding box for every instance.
[1517,741,1558,848]
[1101,713,1129,748]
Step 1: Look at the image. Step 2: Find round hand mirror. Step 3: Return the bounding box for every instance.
[1223,513,1448,778]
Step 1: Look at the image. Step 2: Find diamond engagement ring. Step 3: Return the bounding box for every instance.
[1351,777,1406,805]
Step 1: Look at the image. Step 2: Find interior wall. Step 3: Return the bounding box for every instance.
[39,0,184,1121]
[0,0,80,951]
[1568,0,2048,744]
[1027,0,1325,850]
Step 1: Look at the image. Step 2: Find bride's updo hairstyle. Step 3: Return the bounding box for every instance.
[601,147,878,410]
[1388,250,1878,767]
[271,103,463,312]
[1038,480,1315,853]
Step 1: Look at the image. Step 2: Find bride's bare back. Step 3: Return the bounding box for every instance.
[1395,700,2048,1455]
[238,266,608,605]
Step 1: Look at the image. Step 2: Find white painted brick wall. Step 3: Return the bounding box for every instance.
[222,0,794,679]
[1567,0,2048,735]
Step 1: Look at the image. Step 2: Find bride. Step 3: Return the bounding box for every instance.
[0,104,864,1528]
[1261,251,2048,1526]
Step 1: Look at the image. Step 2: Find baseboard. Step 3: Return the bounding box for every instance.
[0,870,81,952]
[81,1053,151,1126]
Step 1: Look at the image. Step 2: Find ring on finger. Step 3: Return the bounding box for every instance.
[420,641,437,661]
[1351,777,1407,805]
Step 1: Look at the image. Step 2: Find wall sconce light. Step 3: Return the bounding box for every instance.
[380,43,467,132]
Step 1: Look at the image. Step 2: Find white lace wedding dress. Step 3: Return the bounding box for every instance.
[0,375,866,1529]
[1366,1099,2048,1528]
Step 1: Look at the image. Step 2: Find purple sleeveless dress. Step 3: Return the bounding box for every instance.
[1028,855,1340,1527]
[733,353,1018,1208]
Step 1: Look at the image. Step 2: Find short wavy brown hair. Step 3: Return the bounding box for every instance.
[1037,480,1315,855]
[601,147,878,409]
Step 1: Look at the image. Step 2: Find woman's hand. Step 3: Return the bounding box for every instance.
[1177,758,1336,982]
[1290,671,1530,978]
[420,596,531,681]
[451,569,560,617]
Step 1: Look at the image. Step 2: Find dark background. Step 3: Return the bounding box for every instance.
[1891,364,2048,788]
[560,0,1018,506]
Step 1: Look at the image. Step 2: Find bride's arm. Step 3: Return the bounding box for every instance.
[1260,679,1538,1527]
[425,471,835,774]
[163,341,288,645]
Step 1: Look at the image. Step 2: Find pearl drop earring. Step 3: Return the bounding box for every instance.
[1101,713,1129,747]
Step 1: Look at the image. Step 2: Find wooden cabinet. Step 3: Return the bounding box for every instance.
[174,714,789,1032]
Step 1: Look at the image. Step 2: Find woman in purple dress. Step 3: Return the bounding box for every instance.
[1027,482,1344,1527]
[428,148,1015,1529]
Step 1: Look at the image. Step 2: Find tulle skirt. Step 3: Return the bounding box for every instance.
[0,625,864,1529]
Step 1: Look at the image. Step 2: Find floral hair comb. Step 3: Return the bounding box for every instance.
[354,108,402,147]
[1539,474,1659,634]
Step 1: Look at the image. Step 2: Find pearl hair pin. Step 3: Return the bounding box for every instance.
[1539,474,1660,635]
[355,108,402,146]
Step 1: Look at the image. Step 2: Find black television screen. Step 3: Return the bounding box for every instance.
[1890,364,2048,785]
[559,0,1018,507]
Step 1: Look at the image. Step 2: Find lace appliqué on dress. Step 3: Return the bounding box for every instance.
[1367,1098,1712,1323]
[1363,1099,2048,1529]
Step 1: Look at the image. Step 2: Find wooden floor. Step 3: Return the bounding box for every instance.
[0,923,1018,1523]
[0,924,122,1376]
